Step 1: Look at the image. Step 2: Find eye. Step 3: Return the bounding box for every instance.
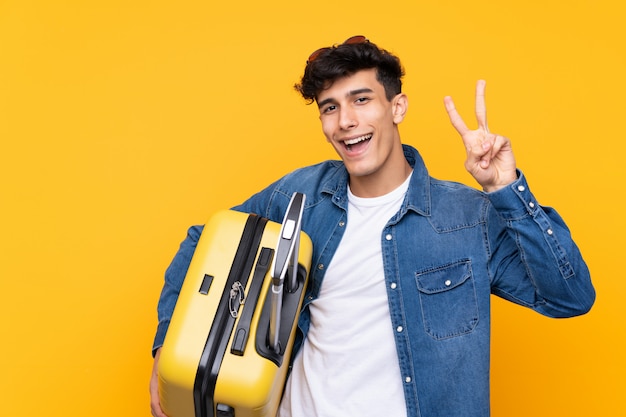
[355,96,371,104]
[321,104,337,114]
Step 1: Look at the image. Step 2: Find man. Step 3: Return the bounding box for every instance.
[150,36,595,417]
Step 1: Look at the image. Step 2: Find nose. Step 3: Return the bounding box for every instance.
[338,107,357,130]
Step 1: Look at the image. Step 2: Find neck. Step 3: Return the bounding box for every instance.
[349,157,412,198]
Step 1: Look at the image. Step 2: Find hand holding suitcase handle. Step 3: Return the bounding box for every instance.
[269,192,306,353]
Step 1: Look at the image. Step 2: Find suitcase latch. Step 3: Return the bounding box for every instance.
[228,281,245,318]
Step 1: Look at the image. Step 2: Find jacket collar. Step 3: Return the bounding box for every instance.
[320,144,431,217]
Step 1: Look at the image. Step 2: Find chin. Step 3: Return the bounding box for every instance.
[345,163,377,178]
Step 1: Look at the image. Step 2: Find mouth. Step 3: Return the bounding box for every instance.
[343,133,372,151]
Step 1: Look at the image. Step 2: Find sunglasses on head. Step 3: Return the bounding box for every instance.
[307,35,369,64]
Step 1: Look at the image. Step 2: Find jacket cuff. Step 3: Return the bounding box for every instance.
[486,170,539,219]
[152,319,170,357]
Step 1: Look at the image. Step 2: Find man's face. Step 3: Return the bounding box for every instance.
[316,69,408,196]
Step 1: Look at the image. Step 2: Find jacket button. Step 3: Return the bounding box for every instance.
[317,264,324,270]
[405,377,412,383]
[385,234,392,241]
[445,280,452,286]
[339,221,345,227]
[396,326,403,333]
[518,185,525,192]
[390,282,397,289]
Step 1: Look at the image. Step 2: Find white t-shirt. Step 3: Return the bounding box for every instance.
[278,174,411,417]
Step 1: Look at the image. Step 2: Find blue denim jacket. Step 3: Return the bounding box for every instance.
[153,145,594,417]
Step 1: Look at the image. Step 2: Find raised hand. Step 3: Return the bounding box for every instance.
[443,80,517,192]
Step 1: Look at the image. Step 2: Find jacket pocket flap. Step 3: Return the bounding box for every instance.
[416,260,472,295]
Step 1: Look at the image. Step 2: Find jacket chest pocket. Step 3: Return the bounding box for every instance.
[415,259,479,340]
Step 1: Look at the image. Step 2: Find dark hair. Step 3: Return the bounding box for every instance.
[295,39,405,103]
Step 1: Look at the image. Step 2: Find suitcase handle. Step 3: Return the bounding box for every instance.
[269,192,306,353]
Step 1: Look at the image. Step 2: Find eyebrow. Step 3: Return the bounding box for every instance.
[317,88,375,109]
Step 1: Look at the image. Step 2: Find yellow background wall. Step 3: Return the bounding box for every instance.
[1,1,624,415]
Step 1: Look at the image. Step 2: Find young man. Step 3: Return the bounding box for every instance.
[150,37,595,417]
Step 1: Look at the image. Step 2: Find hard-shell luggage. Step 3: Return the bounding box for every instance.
[158,193,312,417]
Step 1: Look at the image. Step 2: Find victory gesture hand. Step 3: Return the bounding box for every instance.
[444,80,517,192]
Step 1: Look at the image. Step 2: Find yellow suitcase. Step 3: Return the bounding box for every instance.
[158,193,312,417]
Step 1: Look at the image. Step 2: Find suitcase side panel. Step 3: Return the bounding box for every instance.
[159,210,252,417]
[194,214,267,417]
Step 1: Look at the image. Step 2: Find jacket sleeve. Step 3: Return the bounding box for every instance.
[486,170,595,317]
[152,225,203,356]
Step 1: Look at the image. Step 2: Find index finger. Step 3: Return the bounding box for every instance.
[444,95,469,135]
[475,79,488,132]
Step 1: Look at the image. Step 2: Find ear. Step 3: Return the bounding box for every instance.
[392,93,408,124]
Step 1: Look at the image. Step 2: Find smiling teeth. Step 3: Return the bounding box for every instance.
[344,134,372,146]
